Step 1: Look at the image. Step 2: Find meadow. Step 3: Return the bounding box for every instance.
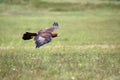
[0,0,120,80]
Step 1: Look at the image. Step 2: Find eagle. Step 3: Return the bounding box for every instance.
[22,22,59,48]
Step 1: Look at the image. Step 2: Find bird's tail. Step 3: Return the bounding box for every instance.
[22,32,37,40]
[53,22,59,29]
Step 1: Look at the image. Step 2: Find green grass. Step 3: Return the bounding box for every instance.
[0,0,120,12]
[0,0,120,80]
[0,10,120,46]
[0,48,120,80]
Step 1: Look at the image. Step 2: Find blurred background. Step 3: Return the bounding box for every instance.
[0,0,120,80]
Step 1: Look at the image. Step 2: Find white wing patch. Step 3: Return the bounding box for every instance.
[34,35,51,48]
[38,36,45,44]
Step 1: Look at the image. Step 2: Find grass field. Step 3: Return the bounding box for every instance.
[0,0,120,80]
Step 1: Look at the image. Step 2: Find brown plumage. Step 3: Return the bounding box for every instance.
[22,22,59,48]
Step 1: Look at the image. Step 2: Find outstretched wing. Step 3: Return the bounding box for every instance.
[34,32,52,48]
[38,27,54,35]
[22,22,59,48]
[38,22,59,34]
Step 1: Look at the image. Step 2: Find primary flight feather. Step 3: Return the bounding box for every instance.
[22,22,59,48]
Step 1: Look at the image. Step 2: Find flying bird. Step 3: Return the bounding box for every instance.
[22,22,59,48]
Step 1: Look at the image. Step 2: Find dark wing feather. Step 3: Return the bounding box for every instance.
[34,32,52,48]
[38,27,54,34]
[44,27,54,32]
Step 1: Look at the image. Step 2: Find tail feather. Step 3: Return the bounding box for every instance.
[22,32,37,40]
[53,22,59,29]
